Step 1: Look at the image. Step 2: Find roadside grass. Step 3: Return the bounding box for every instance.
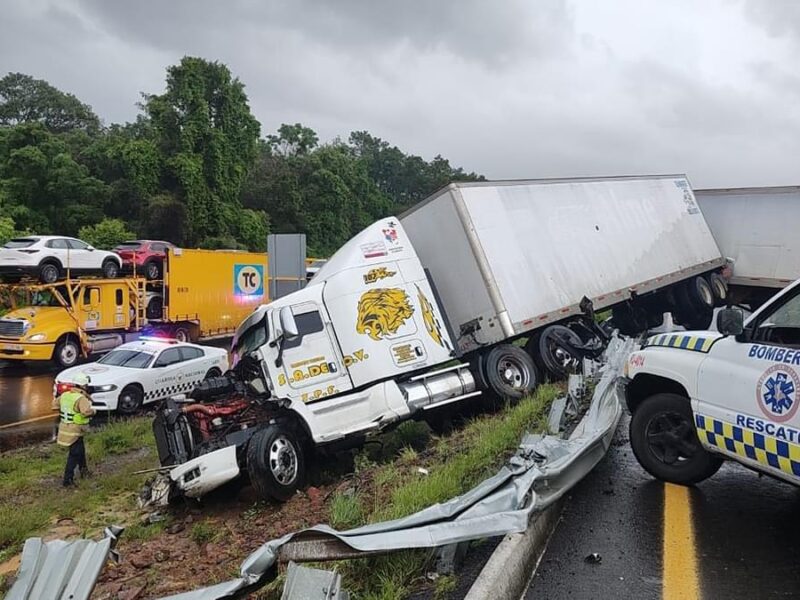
[316,384,559,599]
[0,416,155,561]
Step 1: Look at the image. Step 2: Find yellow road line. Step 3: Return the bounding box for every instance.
[0,414,56,430]
[663,483,700,600]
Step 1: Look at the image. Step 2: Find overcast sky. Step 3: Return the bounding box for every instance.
[1,0,799,188]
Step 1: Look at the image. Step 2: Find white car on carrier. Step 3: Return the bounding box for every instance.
[55,339,229,415]
[0,236,122,283]
[625,278,800,488]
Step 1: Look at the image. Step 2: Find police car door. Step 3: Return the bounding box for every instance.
[150,347,189,400]
[272,301,353,404]
[696,287,800,484]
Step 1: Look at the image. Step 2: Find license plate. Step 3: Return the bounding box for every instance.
[2,343,23,351]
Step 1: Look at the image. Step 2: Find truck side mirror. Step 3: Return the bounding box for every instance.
[279,306,299,339]
[717,307,744,336]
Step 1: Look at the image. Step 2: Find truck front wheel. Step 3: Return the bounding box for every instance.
[629,393,722,485]
[482,344,538,401]
[54,336,80,368]
[246,424,305,502]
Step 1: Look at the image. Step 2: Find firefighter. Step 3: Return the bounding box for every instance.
[53,373,96,487]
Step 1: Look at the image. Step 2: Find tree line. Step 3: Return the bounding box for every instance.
[0,58,482,256]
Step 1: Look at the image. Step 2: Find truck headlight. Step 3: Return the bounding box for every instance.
[27,333,47,342]
[92,384,118,392]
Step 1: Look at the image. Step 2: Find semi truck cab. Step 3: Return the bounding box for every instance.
[626,278,800,488]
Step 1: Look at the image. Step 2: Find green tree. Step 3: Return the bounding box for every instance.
[0,123,108,234]
[0,216,16,245]
[78,218,136,249]
[144,57,260,245]
[0,73,101,133]
[141,193,187,245]
[266,123,318,157]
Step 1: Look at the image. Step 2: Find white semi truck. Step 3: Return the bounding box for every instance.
[152,175,727,501]
[696,186,800,308]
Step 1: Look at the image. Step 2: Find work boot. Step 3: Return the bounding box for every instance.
[79,468,93,479]
[62,479,77,488]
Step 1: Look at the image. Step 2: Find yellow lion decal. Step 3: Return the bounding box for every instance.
[416,284,444,346]
[356,288,414,341]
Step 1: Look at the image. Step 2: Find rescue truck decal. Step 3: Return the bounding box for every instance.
[696,414,800,477]
[645,333,717,353]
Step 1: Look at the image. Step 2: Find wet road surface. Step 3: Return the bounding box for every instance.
[526,415,800,599]
[0,360,60,451]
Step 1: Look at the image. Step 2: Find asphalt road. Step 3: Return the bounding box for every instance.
[526,415,800,599]
[0,360,60,451]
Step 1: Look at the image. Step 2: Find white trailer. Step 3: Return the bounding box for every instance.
[696,186,800,307]
[152,175,726,502]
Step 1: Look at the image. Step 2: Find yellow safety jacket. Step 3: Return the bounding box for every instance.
[57,390,93,446]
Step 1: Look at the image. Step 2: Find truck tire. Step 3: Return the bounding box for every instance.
[532,325,583,380]
[684,277,715,312]
[246,424,305,502]
[54,336,80,368]
[144,260,160,280]
[629,393,722,485]
[117,384,144,415]
[173,326,191,343]
[39,261,61,284]
[102,259,120,279]
[707,273,728,306]
[482,344,538,401]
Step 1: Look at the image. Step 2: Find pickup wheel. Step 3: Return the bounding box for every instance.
[117,384,144,415]
[482,344,538,401]
[629,393,722,485]
[247,424,305,502]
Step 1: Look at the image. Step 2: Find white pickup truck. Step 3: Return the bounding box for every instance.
[626,279,800,487]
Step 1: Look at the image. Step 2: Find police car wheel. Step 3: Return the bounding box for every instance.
[246,424,305,502]
[630,393,723,485]
[117,384,144,415]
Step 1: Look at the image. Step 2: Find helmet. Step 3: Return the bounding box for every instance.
[72,373,91,387]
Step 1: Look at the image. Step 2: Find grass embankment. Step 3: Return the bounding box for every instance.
[0,417,155,564]
[261,383,560,599]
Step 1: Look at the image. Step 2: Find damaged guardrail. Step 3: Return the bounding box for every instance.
[159,334,634,600]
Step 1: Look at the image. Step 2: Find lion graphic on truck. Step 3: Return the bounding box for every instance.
[356,288,414,341]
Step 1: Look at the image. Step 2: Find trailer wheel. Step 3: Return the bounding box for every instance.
[117,384,144,415]
[246,424,305,502]
[54,335,80,368]
[482,344,538,401]
[629,393,722,485]
[684,277,715,312]
[708,273,728,306]
[173,326,191,343]
[534,325,583,380]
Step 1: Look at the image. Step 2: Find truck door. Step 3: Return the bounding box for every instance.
[696,287,800,483]
[272,301,353,404]
[80,286,102,330]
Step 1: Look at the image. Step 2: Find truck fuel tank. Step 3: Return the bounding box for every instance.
[400,363,479,411]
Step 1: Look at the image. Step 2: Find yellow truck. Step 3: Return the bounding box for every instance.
[0,249,268,368]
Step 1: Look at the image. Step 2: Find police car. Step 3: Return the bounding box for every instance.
[625,278,800,488]
[55,338,229,415]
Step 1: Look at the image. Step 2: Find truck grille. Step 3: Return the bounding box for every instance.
[0,320,24,338]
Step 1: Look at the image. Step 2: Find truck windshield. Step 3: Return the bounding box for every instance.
[97,350,155,369]
[231,313,268,367]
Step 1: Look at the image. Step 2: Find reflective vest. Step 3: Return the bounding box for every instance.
[59,390,91,426]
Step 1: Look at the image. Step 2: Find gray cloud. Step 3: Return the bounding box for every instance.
[0,0,798,189]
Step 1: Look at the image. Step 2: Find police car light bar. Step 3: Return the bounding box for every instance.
[139,336,180,344]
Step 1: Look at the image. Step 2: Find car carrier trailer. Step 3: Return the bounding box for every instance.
[0,249,267,368]
[150,175,729,502]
